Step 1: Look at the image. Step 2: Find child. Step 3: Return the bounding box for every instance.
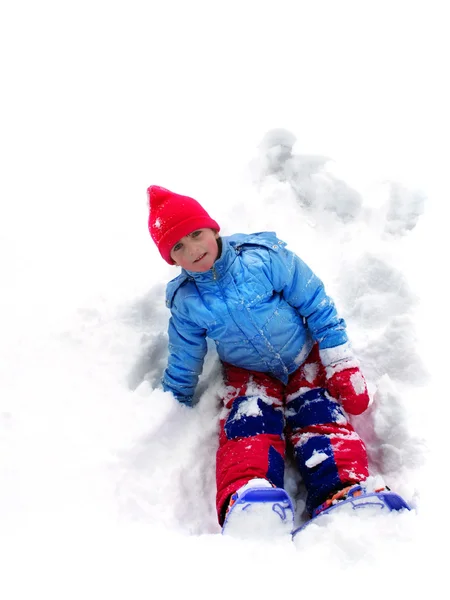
[147,184,407,534]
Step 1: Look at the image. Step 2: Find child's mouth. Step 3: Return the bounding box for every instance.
[194,253,206,263]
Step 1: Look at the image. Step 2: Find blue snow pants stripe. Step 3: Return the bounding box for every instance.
[286,388,347,513]
[267,445,285,489]
[224,396,284,439]
[295,437,341,513]
[286,388,344,429]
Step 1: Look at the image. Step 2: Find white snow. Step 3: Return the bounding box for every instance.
[303,362,319,383]
[305,451,329,469]
[319,342,355,367]
[1,2,448,599]
[232,396,263,419]
[350,370,367,395]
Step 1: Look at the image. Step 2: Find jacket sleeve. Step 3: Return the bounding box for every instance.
[162,309,207,406]
[269,244,348,351]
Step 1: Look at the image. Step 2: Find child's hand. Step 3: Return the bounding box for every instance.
[326,365,370,415]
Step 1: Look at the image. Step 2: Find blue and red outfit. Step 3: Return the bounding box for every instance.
[218,345,368,520]
[161,230,369,522]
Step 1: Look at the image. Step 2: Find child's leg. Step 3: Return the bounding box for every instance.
[216,364,285,525]
[285,345,369,515]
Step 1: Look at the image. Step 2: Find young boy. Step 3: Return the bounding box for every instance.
[147,184,408,536]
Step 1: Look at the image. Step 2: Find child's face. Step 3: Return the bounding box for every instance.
[170,228,220,272]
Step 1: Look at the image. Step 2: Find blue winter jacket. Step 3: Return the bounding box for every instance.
[162,232,348,405]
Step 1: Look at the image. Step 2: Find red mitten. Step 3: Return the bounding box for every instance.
[327,366,370,415]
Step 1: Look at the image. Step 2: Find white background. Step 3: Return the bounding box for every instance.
[1,2,448,598]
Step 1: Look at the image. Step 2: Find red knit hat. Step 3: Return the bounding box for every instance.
[147,185,220,264]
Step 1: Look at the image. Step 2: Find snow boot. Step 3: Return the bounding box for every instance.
[222,478,294,540]
[292,478,410,538]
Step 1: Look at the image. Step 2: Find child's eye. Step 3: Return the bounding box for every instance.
[172,242,183,252]
[191,230,202,238]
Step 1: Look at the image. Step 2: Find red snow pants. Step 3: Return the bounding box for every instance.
[216,344,369,524]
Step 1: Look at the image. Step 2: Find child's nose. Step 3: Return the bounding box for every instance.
[188,243,197,256]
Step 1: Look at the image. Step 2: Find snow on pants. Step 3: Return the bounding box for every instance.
[216,344,369,524]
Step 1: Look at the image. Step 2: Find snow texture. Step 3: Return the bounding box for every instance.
[1,2,448,599]
[305,451,329,469]
[319,341,355,367]
[350,370,366,394]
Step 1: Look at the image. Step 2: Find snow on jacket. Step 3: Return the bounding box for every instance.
[162,232,348,405]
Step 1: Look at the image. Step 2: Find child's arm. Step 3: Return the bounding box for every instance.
[162,311,207,406]
[270,245,369,414]
[270,246,347,350]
